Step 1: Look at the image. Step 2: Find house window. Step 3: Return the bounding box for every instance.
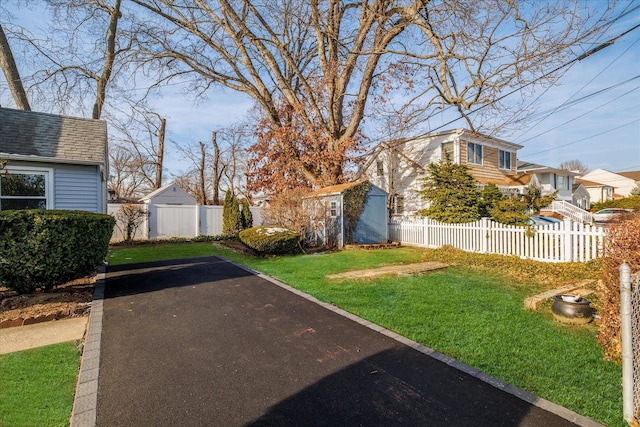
[499,150,511,170]
[329,201,338,217]
[0,169,50,211]
[376,160,384,177]
[391,194,404,216]
[556,175,568,191]
[467,142,483,165]
[441,142,454,161]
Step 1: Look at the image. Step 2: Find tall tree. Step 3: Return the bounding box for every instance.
[129,0,610,190]
[0,24,30,110]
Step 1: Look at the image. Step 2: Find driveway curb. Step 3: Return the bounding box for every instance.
[70,265,106,427]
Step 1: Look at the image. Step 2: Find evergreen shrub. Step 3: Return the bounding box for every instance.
[238,226,299,255]
[0,209,115,294]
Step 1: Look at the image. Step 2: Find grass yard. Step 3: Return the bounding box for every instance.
[108,242,623,426]
[0,341,82,427]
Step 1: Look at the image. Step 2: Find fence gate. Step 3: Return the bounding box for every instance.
[621,263,640,426]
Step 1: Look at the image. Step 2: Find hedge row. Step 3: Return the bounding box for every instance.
[0,210,115,294]
[238,226,299,255]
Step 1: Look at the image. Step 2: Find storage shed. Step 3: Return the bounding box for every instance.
[139,182,196,205]
[305,181,388,248]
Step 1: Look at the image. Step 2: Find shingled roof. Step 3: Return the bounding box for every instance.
[0,107,107,165]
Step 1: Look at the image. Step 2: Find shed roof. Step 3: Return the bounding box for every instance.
[575,178,608,188]
[139,182,196,202]
[310,181,368,197]
[0,107,107,164]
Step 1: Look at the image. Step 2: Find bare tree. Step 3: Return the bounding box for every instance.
[211,131,224,205]
[129,0,611,190]
[0,24,30,110]
[110,103,167,193]
[559,159,590,175]
[174,140,210,204]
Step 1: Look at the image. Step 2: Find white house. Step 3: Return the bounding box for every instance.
[0,107,108,213]
[139,182,196,205]
[361,129,522,216]
[575,178,614,204]
[580,169,640,198]
[514,161,579,203]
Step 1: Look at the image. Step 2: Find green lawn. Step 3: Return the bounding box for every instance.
[0,341,82,427]
[108,242,623,426]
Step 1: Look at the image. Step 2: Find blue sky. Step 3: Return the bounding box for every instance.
[1,1,638,177]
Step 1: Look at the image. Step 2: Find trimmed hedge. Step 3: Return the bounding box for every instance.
[0,210,115,294]
[238,226,299,255]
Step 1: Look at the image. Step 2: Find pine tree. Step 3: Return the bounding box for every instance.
[222,191,242,235]
[478,183,504,218]
[417,159,480,223]
[240,200,253,230]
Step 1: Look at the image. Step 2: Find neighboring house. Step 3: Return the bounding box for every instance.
[139,182,196,205]
[304,181,388,248]
[571,182,590,210]
[0,107,108,213]
[576,178,614,204]
[361,129,522,216]
[580,169,640,198]
[514,161,579,203]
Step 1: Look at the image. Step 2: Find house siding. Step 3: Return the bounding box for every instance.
[462,141,516,182]
[54,165,102,212]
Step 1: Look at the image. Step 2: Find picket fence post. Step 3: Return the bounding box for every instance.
[562,218,572,262]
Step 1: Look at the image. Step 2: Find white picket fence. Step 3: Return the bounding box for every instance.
[108,203,264,242]
[389,217,606,263]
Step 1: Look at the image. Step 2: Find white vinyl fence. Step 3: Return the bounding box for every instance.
[108,203,263,242]
[389,217,606,263]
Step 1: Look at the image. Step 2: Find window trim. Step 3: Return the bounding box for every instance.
[0,166,54,210]
[329,200,338,217]
[466,142,483,166]
[392,194,404,216]
[498,149,512,170]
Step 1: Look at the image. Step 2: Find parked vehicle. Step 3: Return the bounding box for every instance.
[526,215,562,227]
[592,208,633,223]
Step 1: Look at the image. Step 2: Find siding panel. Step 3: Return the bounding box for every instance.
[54,165,100,212]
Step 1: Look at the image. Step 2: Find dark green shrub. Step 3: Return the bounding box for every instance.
[241,201,253,230]
[223,191,242,235]
[238,226,299,255]
[0,210,115,294]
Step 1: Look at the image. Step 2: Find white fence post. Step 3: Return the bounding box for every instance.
[480,218,489,254]
[621,263,635,424]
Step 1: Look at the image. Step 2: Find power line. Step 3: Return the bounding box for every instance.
[521,119,640,158]
[517,84,640,144]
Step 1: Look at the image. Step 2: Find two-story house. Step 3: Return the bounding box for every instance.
[361,129,585,217]
[361,129,522,216]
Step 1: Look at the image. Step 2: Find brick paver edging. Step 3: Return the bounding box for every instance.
[70,266,106,427]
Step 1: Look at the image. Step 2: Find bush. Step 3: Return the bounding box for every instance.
[223,191,242,236]
[597,213,640,363]
[591,195,640,212]
[0,210,115,294]
[238,226,300,255]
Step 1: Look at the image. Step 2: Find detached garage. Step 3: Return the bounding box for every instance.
[305,181,388,248]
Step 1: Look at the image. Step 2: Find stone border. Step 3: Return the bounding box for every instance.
[70,266,106,427]
[228,259,605,427]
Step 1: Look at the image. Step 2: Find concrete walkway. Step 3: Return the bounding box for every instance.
[0,316,87,354]
[73,256,603,427]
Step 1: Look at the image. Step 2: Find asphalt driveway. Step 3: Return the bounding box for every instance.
[95,256,599,426]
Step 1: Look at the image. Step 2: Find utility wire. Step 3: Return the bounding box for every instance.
[521,119,640,158]
[517,84,640,144]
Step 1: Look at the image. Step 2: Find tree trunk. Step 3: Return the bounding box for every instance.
[92,0,121,119]
[199,141,206,205]
[0,24,30,110]
[212,131,221,205]
[155,117,165,190]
